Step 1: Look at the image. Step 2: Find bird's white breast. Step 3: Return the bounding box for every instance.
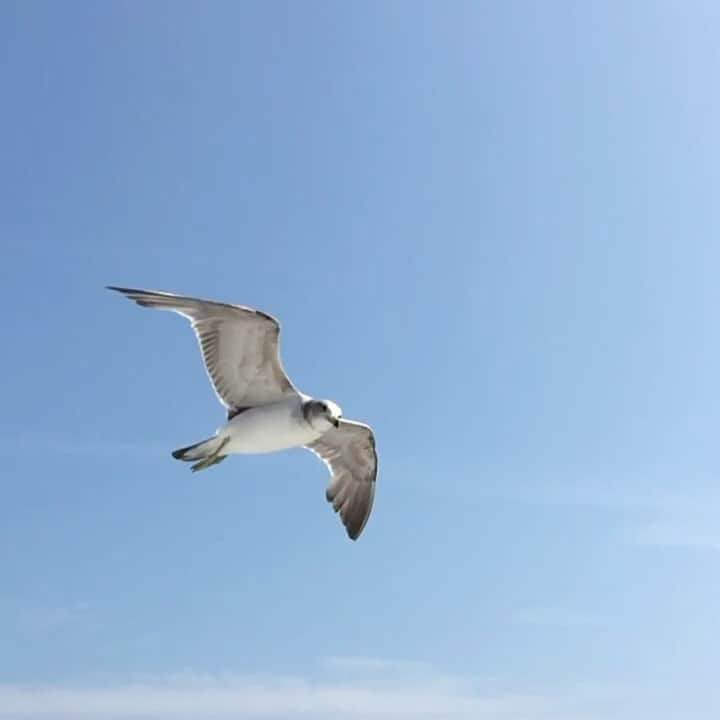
[220,399,322,454]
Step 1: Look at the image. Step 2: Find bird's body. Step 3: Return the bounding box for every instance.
[221,397,322,455]
[107,286,378,540]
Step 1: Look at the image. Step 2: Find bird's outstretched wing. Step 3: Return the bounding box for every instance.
[306,419,377,540]
[108,287,298,410]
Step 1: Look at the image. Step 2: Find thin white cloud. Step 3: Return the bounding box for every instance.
[17,602,90,634]
[494,481,720,514]
[492,479,720,553]
[512,608,605,628]
[1,432,167,458]
[0,663,563,720]
[319,656,467,695]
[631,523,720,551]
[321,655,429,673]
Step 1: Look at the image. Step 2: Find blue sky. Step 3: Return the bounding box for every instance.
[1,1,720,718]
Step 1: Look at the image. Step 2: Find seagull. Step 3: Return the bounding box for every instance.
[107,286,377,540]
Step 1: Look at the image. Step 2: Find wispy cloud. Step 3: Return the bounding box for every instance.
[512,608,605,628]
[1,433,167,458]
[631,523,720,552]
[494,478,720,553]
[321,655,437,679]
[0,660,580,720]
[17,602,91,634]
[494,480,720,514]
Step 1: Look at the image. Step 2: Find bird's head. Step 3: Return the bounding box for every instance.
[302,398,343,431]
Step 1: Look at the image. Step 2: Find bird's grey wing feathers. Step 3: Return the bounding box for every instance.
[306,419,377,540]
[107,287,298,409]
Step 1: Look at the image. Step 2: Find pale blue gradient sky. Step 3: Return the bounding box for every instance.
[1,2,720,718]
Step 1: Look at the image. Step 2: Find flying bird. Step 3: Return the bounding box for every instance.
[107,286,377,540]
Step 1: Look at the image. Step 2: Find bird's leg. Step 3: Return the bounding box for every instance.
[190,437,230,473]
[191,454,228,472]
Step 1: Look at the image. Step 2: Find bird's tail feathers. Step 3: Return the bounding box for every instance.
[172,436,225,462]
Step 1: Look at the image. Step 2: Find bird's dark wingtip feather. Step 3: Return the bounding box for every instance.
[106,286,155,307]
[106,285,134,296]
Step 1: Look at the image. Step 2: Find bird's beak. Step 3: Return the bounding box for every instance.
[332,417,340,428]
